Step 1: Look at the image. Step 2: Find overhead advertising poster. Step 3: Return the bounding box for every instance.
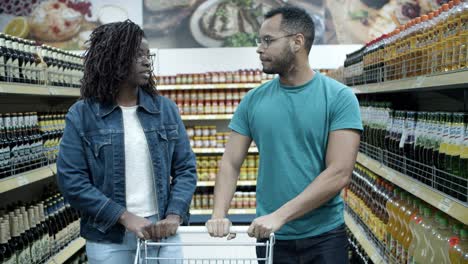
[0,0,143,49]
[0,0,448,49]
[142,0,449,48]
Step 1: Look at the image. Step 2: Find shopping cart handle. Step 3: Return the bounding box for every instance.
[177,226,250,234]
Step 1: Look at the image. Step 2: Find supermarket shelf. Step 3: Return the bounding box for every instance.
[158,83,259,90]
[182,114,233,120]
[193,147,258,154]
[46,237,86,264]
[344,211,386,264]
[0,164,57,194]
[191,208,255,215]
[352,70,468,94]
[357,153,468,224]
[0,82,80,97]
[197,181,256,187]
[190,209,256,224]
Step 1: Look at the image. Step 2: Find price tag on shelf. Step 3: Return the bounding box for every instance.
[16,176,29,187]
[438,197,453,213]
[384,168,396,181]
[409,184,420,196]
[414,76,426,88]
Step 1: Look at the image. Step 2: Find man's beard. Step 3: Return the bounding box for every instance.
[262,48,295,75]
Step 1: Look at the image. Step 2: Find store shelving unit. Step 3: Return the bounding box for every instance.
[46,237,86,264]
[193,147,258,154]
[190,209,256,224]
[357,153,468,224]
[0,77,84,260]
[181,114,233,120]
[197,181,256,187]
[344,211,386,264]
[352,71,468,94]
[0,82,80,97]
[158,83,259,90]
[0,164,57,194]
[347,69,468,250]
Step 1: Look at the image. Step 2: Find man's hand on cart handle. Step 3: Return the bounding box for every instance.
[247,213,284,239]
[144,214,181,240]
[206,218,236,239]
[118,211,152,240]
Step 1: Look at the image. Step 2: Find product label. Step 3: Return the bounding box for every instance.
[17,249,29,264]
[4,255,16,264]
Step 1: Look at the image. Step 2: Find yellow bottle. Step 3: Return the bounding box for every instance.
[459,0,468,69]
[436,4,451,72]
[396,192,411,264]
[451,0,463,70]
[410,17,422,77]
[431,217,452,263]
[448,224,461,264]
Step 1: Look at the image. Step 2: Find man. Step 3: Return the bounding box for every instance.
[206,6,362,264]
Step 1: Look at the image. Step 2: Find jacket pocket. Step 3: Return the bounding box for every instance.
[83,133,113,191]
[157,124,179,142]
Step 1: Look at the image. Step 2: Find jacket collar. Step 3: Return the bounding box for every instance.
[97,87,160,117]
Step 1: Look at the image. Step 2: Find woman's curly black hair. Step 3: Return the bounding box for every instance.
[80,20,157,103]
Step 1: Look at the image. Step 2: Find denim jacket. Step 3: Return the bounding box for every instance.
[57,88,197,243]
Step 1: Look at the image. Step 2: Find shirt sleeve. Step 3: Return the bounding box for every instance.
[228,92,252,138]
[330,88,363,132]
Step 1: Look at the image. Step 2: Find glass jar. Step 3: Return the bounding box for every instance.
[240,70,248,83]
[219,71,226,83]
[205,101,212,114]
[255,69,262,82]
[212,72,219,83]
[194,126,203,137]
[202,137,210,148]
[183,101,191,114]
[234,71,241,83]
[190,90,197,101]
[219,100,226,114]
[209,126,217,136]
[186,127,194,138]
[248,69,255,82]
[176,91,184,101]
[197,101,204,115]
[190,101,197,114]
[208,169,217,181]
[240,168,248,181]
[212,90,219,101]
[226,100,233,114]
[226,71,233,83]
[201,192,209,209]
[226,90,233,100]
[212,101,219,114]
[210,136,217,148]
[202,126,210,137]
[218,90,226,101]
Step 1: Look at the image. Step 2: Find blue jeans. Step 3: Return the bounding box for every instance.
[257,224,349,264]
[86,214,183,264]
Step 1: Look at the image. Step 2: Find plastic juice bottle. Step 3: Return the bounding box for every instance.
[387,187,399,254]
[458,0,468,69]
[402,20,415,78]
[449,224,461,264]
[444,0,461,71]
[453,228,468,264]
[450,0,463,70]
[428,10,441,74]
[401,196,418,263]
[415,207,435,263]
[394,191,407,258]
[419,15,430,75]
[436,4,451,72]
[408,202,423,264]
[384,30,397,81]
[397,192,411,263]
[410,17,422,77]
[431,217,452,263]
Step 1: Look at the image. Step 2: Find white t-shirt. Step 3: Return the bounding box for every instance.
[121,105,158,217]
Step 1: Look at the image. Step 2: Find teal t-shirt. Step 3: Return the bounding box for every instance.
[229,72,363,240]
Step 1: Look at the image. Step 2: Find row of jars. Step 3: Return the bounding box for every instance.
[191,190,256,210]
[176,99,240,115]
[161,89,248,103]
[197,155,259,170]
[157,70,275,85]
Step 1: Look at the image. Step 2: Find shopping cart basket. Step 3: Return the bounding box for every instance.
[134,226,275,264]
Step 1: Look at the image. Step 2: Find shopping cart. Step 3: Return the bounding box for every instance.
[134,226,275,264]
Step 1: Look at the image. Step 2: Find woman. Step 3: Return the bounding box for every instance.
[57,20,197,263]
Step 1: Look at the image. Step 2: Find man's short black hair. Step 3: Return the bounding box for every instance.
[265,5,315,54]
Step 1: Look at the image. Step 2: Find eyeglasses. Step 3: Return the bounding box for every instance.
[255,33,297,48]
[136,52,156,63]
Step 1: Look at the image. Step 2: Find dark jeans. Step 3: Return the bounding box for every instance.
[256,224,349,264]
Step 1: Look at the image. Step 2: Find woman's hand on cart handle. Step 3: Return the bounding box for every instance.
[119,211,152,240]
[145,214,181,240]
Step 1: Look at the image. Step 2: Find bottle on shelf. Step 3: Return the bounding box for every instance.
[0,221,15,264]
[10,215,28,264]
